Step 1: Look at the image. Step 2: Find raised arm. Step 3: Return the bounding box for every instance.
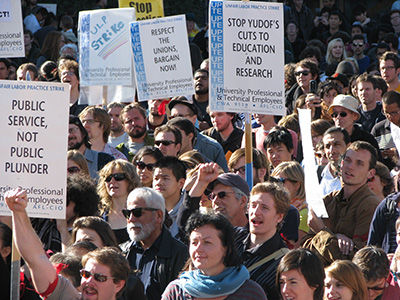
[5,188,57,293]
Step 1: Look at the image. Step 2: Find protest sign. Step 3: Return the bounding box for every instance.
[0,80,70,219]
[130,14,194,101]
[119,0,164,20]
[0,0,24,58]
[79,8,135,86]
[298,109,328,218]
[209,1,285,115]
[80,85,136,105]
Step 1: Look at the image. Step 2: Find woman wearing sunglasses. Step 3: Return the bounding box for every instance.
[162,212,267,300]
[67,150,90,177]
[133,146,163,187]
[271,161,306,248]
[98,159,140,244]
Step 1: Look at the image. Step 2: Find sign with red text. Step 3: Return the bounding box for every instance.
[79,8,136,86]
[209,1,285,115]
[0,80,69,219]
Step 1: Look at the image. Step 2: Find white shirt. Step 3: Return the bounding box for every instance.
[320,164,342,196]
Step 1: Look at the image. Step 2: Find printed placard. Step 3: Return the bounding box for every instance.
[119,0,164,20]
[0,80,70,219]
[209,0,285,115]
[79,8,136,86]
[0,0,24,58]
[130,14,194,101]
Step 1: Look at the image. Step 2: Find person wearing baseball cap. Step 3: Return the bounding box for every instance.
[328,94,381,159]
[186,163,249,227]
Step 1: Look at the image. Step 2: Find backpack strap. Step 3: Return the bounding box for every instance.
[247,248,289,272]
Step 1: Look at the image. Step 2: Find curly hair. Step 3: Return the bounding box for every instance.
[97,159,140,214]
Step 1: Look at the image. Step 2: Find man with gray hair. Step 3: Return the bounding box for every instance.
[120,187,187,300]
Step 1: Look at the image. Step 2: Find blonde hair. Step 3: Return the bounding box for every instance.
[97,159,140,214]
[326,38,347,65]
[324,260,368,300]
[250,182,290,216]
[271,161,305,200]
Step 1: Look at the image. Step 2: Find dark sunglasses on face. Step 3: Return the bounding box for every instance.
[135,161,155,171]
[331,111,348,118]
[270,176,296,184]
[352,42,364,47]
[154,140,176,146]
[208,191,235,200]
[294,70,310,77]
[105,173,126,182]
[80,269,113,282]
[367,285,385,291]
[231,166,246,175]
[67,166,80,174]
[122,207,159,219]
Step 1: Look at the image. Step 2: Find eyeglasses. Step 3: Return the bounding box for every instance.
[367,285,385,291]
[155,140,176,146]
[122,207,159,219]
[80,269,113,282]
[135,161,155,171]
[170,113,193,119]
[294,70,310,77]
[331,111,348,118]
[270,176,296,184]
[352,42,364,47]
[231,166,246,175]
[315,152,326,158]
[105,173,126,182]
[81,119,99,125]
[67,166,80,174]
[208,191,235,201]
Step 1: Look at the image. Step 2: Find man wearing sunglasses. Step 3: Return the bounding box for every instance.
[188,163,250,228]
[5,188,129,300]
[353,246,398,300]
[121,187,187,300]
[351,34,370,73]
[328,94,381,160]
[153,124,182,157]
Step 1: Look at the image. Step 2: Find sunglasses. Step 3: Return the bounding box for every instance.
[67,166,80,174]
[331,111,348,118]
[367,285,385,291]
[105,173,126,182]
[122,207,159,219]
[80,269,113,282]
[154,140,176,146]
[135,161,155,171]
[294,70,310,77]
[231,166,246,175]
[352,42,364,47]
[208,191,235,201]
[270,176,297,184]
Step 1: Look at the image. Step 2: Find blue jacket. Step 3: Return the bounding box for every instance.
[367,192,400,253]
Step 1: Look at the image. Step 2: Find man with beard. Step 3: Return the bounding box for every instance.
[320,127,350,196]
[107,102,128,148]
[120,187,187,300]
[5,188,129,300]
[116,103,154,161]
[68,116,113,179]
[192,69,212,130]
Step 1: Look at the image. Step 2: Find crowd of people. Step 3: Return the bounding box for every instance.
[3,0,400,299]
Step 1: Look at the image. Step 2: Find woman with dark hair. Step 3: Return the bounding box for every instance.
[133,146,163,187]
[162,212,267,299]
[71,216,119,248]
[368,161,394,201]
[98,159,140,243]
[36,31,66,67]
[277,248,325,300]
